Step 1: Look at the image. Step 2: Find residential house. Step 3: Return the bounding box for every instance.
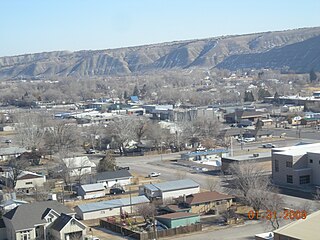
[15,171,46,190]
[77,183,105,199]
[0,147,28,161]
[181,149,228,162]
[49,213,87,240]
[139,179,200,201]
[272,143,320,187]
[62,156,96,177]
[96,169,132,188]
[75,195,150,220]
[2,200,78,240]
[0,125,15,132]
[273,209,320,239]
[156,212,200,228]
[176,191,234,215]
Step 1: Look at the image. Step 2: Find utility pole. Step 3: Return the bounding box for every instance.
[129,187,132,214]
[152,214,158,240]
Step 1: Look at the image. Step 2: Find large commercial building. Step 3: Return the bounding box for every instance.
[272,143,320,187]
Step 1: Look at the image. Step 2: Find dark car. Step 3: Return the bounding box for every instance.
[110,188,125,195]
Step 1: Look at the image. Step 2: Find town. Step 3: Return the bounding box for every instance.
[0,68,319,240]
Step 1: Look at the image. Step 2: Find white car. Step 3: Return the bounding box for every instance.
[148,172,161,177]
[243,138,255,142]
[262,143,276,148]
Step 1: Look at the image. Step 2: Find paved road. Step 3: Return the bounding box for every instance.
[167,221,267,240]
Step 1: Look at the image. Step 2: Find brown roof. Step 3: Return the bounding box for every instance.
[18,174,43,180]
[156,212,198,220]
[185,191,234,205]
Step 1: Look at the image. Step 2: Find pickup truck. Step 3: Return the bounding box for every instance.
[262,143,276,148]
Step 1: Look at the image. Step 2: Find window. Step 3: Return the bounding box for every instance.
[299,175,310,184]
[287,175,293,184]
[319,160,320,165]
[310,159,313,163]
[286,161,292,168]
[20,230,30,240]
[25,182,33,185]
[47,217,52,223]
[275,159,279,172]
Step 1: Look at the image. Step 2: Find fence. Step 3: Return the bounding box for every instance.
[100,218,202,240]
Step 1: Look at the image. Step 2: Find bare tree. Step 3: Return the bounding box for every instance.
[132,116,150,143]
[228,161,271,212]
[45,121,79,154]
[106,116,136,155]
[7,158,29,189]
[206,177,222,192]
[14,111,48,150]
[263,193,285,230]
[135,203,156,222]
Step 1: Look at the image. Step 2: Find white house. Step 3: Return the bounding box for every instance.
[139,179,200,201]
[96,169,133,188]
[0,147,28,161]
[62,156,96,177]
[0,199,28,213]
[75,195,150,220]
[77,183,105,199]
[15,171,46,190]
[2,201,82,240]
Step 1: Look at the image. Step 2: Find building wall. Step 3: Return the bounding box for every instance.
[50,220,86,240]
[190,199,233,214]
[307,152,320,185]
[15,176,46,189]
[15,229,36,240]
[97,178,131,188]
[81,190,105,200]
[157,216,200,228]
[162,187,200,200]
[0,227,7,240]
[274,233,299,240]
[77,206,132,220]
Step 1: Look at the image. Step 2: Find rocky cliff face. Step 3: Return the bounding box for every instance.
[1,27,320,79]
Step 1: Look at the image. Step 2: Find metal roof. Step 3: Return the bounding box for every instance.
[145,179,199,193]
[76,195,149,213]
[96,169,132,181]
[0,147,27,155]
[182,149,228,157]
[80,183,105,193]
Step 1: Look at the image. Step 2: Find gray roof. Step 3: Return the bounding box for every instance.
[96,169,132,181]
[80,183,105,193]
[3,201,74,231]
[144,179,199,193]
[76,195,149,213]
[0,147,27,156]
[50,213,72,231]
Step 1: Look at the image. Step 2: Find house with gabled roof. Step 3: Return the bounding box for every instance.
[77,183,105,199]
[2,200,82,240]
[139,179,200,201]
[176,191,234,215]
[96,169,132,188]
[49,213,86,240]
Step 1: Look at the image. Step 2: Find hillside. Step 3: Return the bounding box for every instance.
[1,27,320,79]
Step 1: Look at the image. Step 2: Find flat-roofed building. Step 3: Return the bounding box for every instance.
[272,142,320,187]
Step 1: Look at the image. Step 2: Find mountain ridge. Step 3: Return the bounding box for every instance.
[1,27,320,79]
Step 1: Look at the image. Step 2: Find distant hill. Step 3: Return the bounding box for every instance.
[1,27,320,79]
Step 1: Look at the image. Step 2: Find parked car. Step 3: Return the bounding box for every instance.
[4,139,12,144]
[262,143,276,148]
[243,138,255,142]
[86,148,96,154]
[110,188,125,195]
[148,172,161,178]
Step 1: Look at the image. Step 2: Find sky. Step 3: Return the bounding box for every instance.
[1,0,320,57]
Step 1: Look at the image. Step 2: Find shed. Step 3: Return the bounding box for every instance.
[77,183,105,199]
[156,212,200,228]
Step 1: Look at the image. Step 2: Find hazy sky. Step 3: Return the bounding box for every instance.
[1,0,319,57]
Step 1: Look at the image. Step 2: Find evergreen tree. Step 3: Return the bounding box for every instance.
[132,85,139,96]
[244,91,255,102]
[97,152,117,172]
[258,88,271,100]
[123,90,128,100]
[309,69,318,82]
